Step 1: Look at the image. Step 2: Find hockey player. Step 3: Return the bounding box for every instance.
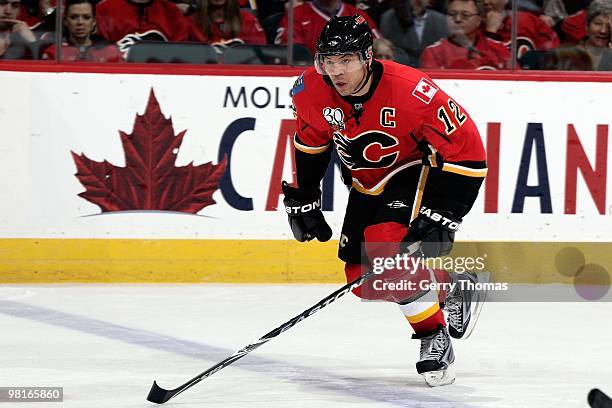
[282,15,487,387]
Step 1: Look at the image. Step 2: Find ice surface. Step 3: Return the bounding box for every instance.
[0,284,609,408]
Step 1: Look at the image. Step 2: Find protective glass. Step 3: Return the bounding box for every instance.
[314,52,369,75]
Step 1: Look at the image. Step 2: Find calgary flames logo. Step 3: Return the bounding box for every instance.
[333,130,399,170]
[118,30,168,55]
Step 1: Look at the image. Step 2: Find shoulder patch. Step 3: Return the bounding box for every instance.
[291,74,305,97]
[411,77,439,105]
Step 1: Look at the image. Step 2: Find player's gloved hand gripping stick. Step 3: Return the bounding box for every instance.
[401,208,461,258]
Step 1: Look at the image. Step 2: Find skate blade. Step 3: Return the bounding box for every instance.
[462,271,490,340]
[422,365,456,387]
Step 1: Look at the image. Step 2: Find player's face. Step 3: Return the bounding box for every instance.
[320,53,368,96]
[64,3,95,40]
[447,0,482,37]
[0,0,21,29]
[586,14,611,48]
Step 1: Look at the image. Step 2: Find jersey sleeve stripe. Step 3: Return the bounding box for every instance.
[442,163,488,178]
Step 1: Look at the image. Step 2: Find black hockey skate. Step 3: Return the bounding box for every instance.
[444,271,490,339]
[412,325,455,387]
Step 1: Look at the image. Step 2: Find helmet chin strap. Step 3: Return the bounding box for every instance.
[350,63,372,96]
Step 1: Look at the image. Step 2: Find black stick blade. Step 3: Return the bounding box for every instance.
[589,389,612,408]
[147,381,174,404]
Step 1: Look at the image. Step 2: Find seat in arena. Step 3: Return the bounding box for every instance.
[127,42,219,64]
[222,44,312,66]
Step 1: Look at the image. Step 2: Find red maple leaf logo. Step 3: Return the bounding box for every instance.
[71,89,227,214]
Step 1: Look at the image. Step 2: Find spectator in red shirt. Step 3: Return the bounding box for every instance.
[274,0,381,54]
[483,0,559,58]
[42,0,123,62]
[421,0,511,69]
[1,0,36,58]
[190,0,266,44]
[560,0,612,45]
[95,0,191,53]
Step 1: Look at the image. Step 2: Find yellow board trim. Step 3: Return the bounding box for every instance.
[0,239,344,283]
[0,239,610,284]
[405,303,440,324]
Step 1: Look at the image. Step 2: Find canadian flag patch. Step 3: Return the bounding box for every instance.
[412,78,439,104]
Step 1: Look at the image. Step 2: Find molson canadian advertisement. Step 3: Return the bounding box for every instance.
[0,70,610,283]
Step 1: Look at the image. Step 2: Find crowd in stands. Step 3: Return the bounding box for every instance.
[1,0,610,70]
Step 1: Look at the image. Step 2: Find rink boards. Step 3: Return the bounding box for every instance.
[0,66,610,283]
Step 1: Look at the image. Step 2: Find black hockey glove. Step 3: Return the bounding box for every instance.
[282,181,332,242]
[400,208,461,258]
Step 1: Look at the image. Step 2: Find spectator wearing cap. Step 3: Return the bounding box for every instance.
[380,0,447,66]
[420,0,511,69]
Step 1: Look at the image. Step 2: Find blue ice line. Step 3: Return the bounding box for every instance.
[0,299,475,407]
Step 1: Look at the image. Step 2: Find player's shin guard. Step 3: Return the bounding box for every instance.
[399,289,446,334]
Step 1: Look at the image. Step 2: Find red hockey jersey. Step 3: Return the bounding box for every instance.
[274,2,381,54]
[189,9,266,45]
[420,34,511,70]
[561,9,587,44]
[95,0,190,45]
[291,60,487,196]
[485,11,560,58]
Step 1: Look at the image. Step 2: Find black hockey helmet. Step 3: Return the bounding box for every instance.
[315,15,373,73]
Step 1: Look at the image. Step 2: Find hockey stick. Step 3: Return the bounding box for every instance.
[146,269,376,404]
[589,389,612,408]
